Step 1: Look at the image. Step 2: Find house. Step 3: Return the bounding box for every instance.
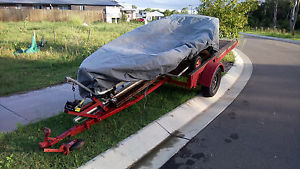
[147,11,164,21]
[0,0,121,23]
[139,10,164,21]
[106,5,121,23]
[119,2,138,22]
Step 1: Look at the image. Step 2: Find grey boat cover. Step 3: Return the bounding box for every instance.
[78,14,219,97]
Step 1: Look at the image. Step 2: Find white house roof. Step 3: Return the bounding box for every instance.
[148,11,164,17]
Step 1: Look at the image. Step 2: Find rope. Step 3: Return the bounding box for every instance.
[143,86,149,110]
[72,82,76,100]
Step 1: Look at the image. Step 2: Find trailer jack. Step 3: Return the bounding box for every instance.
[40,128,84,155]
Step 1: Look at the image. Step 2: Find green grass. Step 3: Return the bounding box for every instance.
[0,21,143,96]
[221,51,235,63]
[0,83,199,169]
[245,30,300,41]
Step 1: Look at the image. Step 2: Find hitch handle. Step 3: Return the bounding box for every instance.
[65,77,96,95]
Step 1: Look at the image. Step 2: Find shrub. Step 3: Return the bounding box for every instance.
[277,20,290,30]
[198,0,258,38]
[120,14,128,23]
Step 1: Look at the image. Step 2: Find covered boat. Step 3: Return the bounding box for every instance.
[78,14,219,97]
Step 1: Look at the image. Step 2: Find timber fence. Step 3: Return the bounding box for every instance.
[0,9,105,22]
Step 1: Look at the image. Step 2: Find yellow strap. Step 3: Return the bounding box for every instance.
[79,98,85,105]
[74,98,85,112]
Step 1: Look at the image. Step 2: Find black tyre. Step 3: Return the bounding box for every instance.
[192,56,202,69]
[202,68,222,97]
[69,139,84,151]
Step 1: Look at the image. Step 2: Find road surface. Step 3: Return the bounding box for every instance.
[161,36,300,169]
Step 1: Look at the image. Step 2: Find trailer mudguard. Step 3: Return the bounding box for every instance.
[199,61,224,87]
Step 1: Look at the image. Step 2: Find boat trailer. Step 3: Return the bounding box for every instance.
[39,40,238,155]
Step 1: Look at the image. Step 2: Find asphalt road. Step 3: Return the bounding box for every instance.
[161,36,300,169]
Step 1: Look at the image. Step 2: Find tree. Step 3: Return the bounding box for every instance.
[290,0,300,35]
[132,5,137,9]
[198,0,258,38]
[248,0,291,29]
[171,10,180,15]
[163,9,172,16]
[273,0,279,28]
[163,9,186,17]
[145,8,152,12]
[181,7,189,14]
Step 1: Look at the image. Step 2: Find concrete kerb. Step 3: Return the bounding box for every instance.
[132,48,253,169]
[79,49,252,169]
[240,32,300,45]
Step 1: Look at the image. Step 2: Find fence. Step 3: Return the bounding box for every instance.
[0,9,105,23]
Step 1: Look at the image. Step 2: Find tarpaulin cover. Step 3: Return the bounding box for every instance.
[78,14,219,97]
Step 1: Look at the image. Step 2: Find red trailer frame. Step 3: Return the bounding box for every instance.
[39,40,238,154]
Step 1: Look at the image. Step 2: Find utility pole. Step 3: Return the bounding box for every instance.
[188,4,193,14]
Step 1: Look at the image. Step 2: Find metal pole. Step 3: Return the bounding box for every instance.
[188,5,193,14]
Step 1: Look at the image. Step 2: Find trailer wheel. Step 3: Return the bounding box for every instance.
[202,67,221,97]
[192,56,202,69]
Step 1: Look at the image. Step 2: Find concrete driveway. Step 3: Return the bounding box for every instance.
[161,36,300,169]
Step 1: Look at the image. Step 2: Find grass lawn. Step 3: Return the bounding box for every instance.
[244,30,300,41]
[0,21,143,96]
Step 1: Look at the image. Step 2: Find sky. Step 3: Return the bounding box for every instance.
[118,0,200,11]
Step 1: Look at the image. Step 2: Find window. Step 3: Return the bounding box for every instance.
[58,5,70,10]
[79,5,85,10]
[16,4,22,9]
[34,5,42,9]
